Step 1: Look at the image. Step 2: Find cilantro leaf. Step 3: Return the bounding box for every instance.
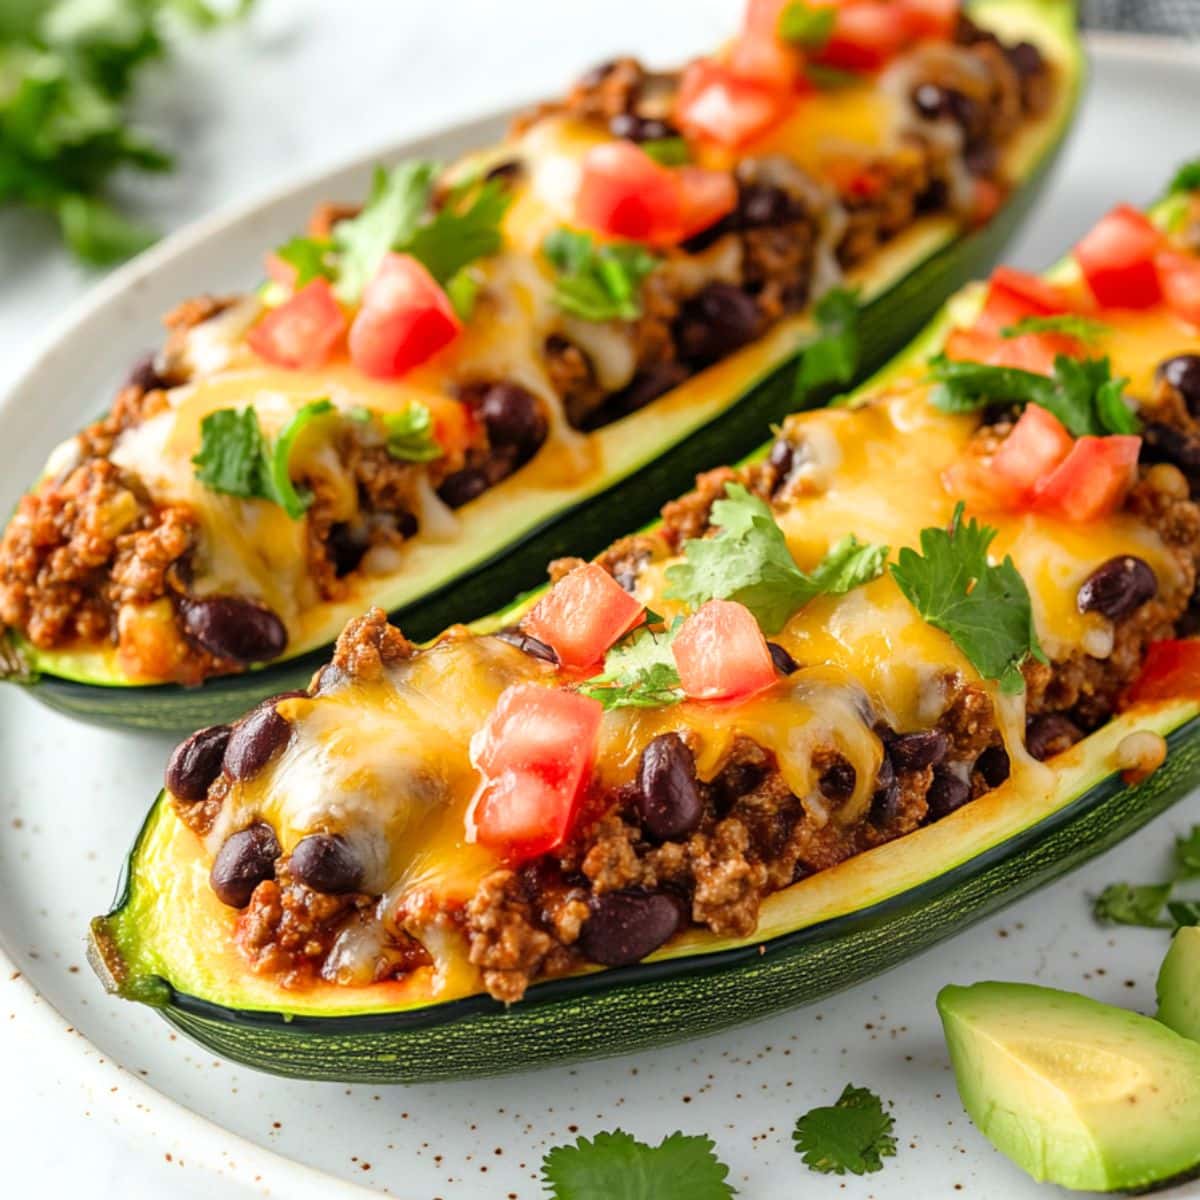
[445,268,480,320]
[332,160,439,301]
[405,176,511,286]
[541,1130,735,1200]
[778,1,836,49]
[890,503,1045,693]
[380,403,442,463]
[1092,882,1173,928]
[273,235,335,287]
[1176,826,1200,878]
[665,483,887,634]
[641,137,691,166]
[1168,158,1200,196]
[579,620,683,711]
[794,287,861,400]
[543,229,660,322]
[192,399,334,518]
[1001,314,1111,343]
[928,353,1138,437]
[1169,899,1200,929]
[793,1084,898,1176]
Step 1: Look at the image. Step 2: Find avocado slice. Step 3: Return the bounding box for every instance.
[1157,926,1200,1043]
[938,981,1200,1192]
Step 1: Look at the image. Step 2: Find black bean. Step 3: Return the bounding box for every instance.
[675,283,760,367]
[394,509,419,540]
[818,759,856,803]
[178,595,288,664]
[767,642,799,675]
[768,437,794,478]
[888,729,949,771]
[1077,556,1158,621]
[125,352,170,393]
[577,890,687,967]
[437,468,490,509]
[588,362,691,430]
[479,383,547,458]
[484,158,524,186]
[493,626,559,664]
[608,113,680,143]
[870,753,900,825]
[911,84,979,132]
[738,183,796,228]
[1141,421,1200,472]
[636,733,704,840]
[1025,713,1082,762]
[1006,40,1044,78]
[576,59,619,90]
[927,768,971,820]
[975,744,1010,789]
[289,833,363,894]
[327,522,368,577]
[165,724,231,802]
[223,695,301,781]
[964,141,998,178]
[1156,354,1200,416]
[210,822,280,908]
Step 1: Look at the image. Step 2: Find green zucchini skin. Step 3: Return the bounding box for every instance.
[104,714,1199,1084]
[6,0,1082,734]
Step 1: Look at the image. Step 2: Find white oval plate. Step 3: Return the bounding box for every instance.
[3,32,1200,1200]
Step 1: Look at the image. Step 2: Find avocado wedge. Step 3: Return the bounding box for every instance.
[939,981,1200,1192]
[4,0,1084,733]
[1157,926,1200,1043]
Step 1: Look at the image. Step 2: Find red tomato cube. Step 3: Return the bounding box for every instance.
[523,563,645,670]
[1156,250,1200,326]
[816,2,910,71]
[1074,205,1164,309]
[677,60,790,149]
[974,267,1076,337]
[672,599,777,701]
[247,279,346,370]
[989,404,1074,501]
[1125,640,1200,706]
[1031,435,1142,522]
[348,253,461,379]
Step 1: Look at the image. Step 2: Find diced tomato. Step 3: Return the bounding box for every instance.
[469,684,603,858]
[264,252,297,289]
[523,563,645,670]
[676,59,790,149]
[1074,204,1165,309]
[676,166,739,240]
[974,267,1076,336]
[944,327,1076,376]
[941,456,1026,514]
[743,0,792,39]
[246,279,346,370]
[348,253,461,379]
[899,0,959,40]
[672,600,777,701]
[1124,640,1200,706]
[1156,249,1200,325]
[816,2,910,72]
[989,405,1074,502]
[1031,434,1142,522]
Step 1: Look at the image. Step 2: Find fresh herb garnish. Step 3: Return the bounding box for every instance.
[445,269,480,320]
[792,1084,898,1176]
[380,403,442,463]
[542,229,660,322]
[806,64,861,89]
[1168,900,1200,928]
[1093,882,1174,928]
[273,235,336,287]
[404,175,512,286]
[890,503,1045,693]
[665,483,887,635]
[928,353,1138,436]
[192,399,334,518]
[778,1,836,49]
[1176,826,1200,878]
[541,1130,735,1200]
[794,287,861,401]
[1000,314,1111,344]
[1168,158,1200,196]
[579,619,684,711]
[641,137,691,167]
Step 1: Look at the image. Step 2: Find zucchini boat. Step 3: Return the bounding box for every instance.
[0,0,1081,732]
[92,179,1200,1082]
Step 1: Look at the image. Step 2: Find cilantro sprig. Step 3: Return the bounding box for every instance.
[349,402,443,463]
[890,503,1045,693]
[1093,824,1200,930]
[542,229,660,322]
[1168,157,1200,197]
[579,619,684,711]
[273,235,337,287]
[928,353,1138,437]
[793,1084,898,1176]
[1000,314,1111,344]
[666,483,887,634]
[778,1,836,50]
[192,399,334,518]
[794,287,861,401]
[541,1130,735,1200]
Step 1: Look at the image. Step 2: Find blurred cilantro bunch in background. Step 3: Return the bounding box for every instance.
[0,0,252,264]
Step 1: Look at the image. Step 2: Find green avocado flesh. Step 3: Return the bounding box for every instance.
[1157,926,1200,1043]
[6,0,1084,733]
[939,981,1200,1192]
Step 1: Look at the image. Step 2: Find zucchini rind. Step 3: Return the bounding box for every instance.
[1,0,1081,732]
[91,178,1200,1083]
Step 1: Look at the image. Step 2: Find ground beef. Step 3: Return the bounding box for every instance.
[330,606,414,681]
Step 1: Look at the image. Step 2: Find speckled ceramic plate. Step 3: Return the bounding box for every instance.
[4,35,1200,1200]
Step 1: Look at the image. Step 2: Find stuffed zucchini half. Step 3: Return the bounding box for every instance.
[91,176,1200,1083]
[0,0,1080,732]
